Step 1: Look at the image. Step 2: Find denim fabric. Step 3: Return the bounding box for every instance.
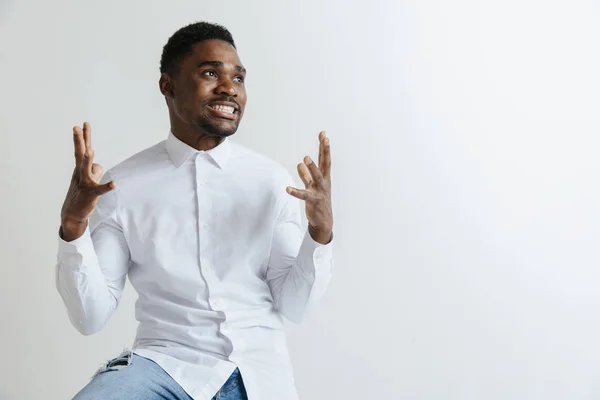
[211,368,248,400]
[73,353,247,400]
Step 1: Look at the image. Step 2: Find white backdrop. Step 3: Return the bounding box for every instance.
[1,0,600,399]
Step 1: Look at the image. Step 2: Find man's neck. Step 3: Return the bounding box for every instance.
[171,126,223,152]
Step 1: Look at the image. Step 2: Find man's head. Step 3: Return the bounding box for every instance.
[159,22,246,140]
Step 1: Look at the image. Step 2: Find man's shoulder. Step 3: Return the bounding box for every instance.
[104,140,168,182]
[231,141,279,165]
[230,141,292,183]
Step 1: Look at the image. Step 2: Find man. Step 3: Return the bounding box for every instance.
[56,22,333,400]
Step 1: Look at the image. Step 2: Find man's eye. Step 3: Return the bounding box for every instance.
[234,76,245,83]
[204,71,217,77]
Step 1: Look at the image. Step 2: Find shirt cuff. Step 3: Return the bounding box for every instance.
[298,228,333,273]
[57,225,95,258]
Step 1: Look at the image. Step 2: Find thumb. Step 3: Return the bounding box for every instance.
[94,181,115,196]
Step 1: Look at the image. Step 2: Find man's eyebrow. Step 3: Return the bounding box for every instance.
[197,61,246,73]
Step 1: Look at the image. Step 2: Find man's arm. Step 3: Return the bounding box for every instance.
[55,122,129,335]
[266,131,334,323]
[266,195,333,323]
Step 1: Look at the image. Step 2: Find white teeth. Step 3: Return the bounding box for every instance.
[213,105,235,114]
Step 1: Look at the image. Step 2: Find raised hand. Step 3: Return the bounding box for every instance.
[286,131,333,244]
[60,122,115,241]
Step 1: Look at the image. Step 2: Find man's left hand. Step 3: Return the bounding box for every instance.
[286,131,333,245]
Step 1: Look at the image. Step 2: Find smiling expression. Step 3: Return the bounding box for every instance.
[161,39,247,138]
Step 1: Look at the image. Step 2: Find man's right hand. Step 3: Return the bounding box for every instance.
[60,122,115,242]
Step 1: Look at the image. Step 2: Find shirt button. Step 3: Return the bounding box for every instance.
[202,223,209,231]
[203,264,212,273]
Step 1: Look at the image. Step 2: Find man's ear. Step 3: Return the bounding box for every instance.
[159,73,175,99]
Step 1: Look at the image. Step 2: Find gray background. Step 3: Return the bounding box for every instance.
[1,0,600,398]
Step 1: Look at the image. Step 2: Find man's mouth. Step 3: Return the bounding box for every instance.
[208,103,238,120]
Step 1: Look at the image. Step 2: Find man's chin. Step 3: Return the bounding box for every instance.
[194,120,239,138]
[208,127,237,138]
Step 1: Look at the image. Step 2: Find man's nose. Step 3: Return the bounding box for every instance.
[216,79,237,97]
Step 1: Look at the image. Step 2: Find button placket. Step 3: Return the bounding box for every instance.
[196,156,213,282]
[195,154,224,337]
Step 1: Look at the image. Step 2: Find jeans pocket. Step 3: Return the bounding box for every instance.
[92,350,132,378]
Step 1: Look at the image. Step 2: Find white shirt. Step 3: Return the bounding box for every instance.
[56,132,333,400]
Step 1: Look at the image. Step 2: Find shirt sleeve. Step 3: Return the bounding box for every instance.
[55,172,130,335]
[265,175,333,323]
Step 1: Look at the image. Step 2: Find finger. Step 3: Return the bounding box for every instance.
[81,148,95,180]
[73,126,85,166]
[304,156,324,187]
[297,162,312,188]
[93,181,115,196]
[318,133,331,180]
[318,131,325,172]
[91,163,103,182]
[83,122,92,150]
[286,186,313,201]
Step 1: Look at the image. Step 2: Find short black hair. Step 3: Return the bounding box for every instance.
[160,22,236,76]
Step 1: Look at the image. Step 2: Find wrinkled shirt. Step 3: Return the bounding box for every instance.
[56,132,333,399]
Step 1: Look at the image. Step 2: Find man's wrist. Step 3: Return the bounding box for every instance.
[308,224,333,245]
[60,218,88,242]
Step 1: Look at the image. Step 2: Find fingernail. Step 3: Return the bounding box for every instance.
[305,157,313,165]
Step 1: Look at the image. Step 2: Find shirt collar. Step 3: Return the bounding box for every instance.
[166,131,232,169]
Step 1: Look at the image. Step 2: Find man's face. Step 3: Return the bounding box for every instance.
[164,40,247,138]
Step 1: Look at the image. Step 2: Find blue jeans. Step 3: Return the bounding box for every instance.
[73,353,248,400]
